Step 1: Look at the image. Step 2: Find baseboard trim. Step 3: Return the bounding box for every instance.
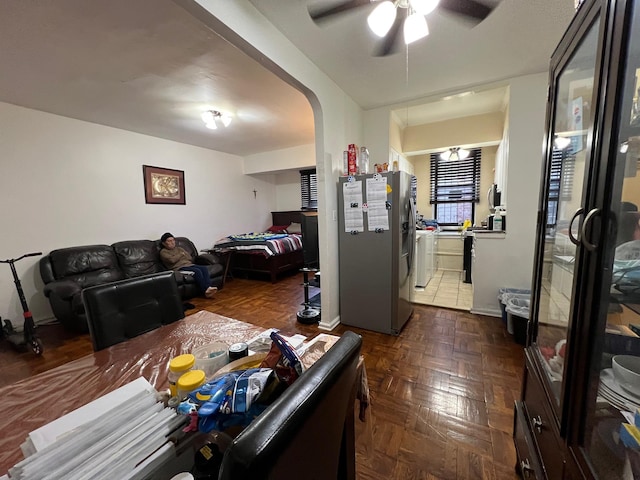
[470,307,501,318]
[318,315,340,331]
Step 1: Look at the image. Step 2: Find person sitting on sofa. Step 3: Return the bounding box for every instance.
[160,232,217,299]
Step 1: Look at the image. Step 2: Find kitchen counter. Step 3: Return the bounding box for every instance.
[468,230,507,239]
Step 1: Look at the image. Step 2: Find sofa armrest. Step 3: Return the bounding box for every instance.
[43,279,82,300]
[194,253,220,265]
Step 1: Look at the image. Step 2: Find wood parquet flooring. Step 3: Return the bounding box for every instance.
[0,272,524,479]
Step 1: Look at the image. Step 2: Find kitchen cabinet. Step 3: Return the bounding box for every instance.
[514,0,640,478]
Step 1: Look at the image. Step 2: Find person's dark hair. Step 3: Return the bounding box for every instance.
[618,212,640,245]
[161,232,174,244]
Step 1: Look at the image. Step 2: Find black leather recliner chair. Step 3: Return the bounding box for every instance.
[40,237,223,332]
[82,271,184,351]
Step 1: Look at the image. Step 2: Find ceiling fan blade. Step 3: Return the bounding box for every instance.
[308,0,372,23]
[438,0,495,25]
[373,11,404,57]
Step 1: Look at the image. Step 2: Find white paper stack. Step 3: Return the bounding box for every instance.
[9,377,186,480]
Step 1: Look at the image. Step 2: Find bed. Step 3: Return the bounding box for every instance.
[215,211,305,282]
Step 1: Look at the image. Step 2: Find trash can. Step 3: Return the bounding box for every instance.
[506,296,531,346]
[498,288,531,327]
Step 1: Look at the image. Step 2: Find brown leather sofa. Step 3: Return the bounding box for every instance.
[39,237,223,332]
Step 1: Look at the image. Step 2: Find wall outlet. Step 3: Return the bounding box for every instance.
[332,210,337,221]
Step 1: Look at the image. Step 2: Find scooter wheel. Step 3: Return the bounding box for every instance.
[3,319,15,335]
[30,338,44,355]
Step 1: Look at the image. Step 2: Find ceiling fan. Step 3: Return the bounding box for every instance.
[308,0,497,56]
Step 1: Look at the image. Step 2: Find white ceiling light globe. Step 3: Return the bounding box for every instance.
[367,1,397,37]
[410,0,440,16]
[404,12,429,45]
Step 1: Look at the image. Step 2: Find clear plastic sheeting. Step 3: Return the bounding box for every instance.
[0,311,263,475]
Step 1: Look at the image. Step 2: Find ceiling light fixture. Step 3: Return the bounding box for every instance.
[439,147,470,161]
[368,0,439,45]
[554,135,571,150]
[201,110,232,130]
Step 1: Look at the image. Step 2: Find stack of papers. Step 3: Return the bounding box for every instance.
[6,378,186,480]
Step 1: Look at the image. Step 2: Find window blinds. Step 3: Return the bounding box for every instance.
[300,169,318,210]
[429,149,482,204]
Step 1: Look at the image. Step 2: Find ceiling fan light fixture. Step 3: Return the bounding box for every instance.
[201,110,215,124]
[404,12,429,44]
[201,109,232,129]
[409,0,440,16]
[220,114,233,127]
[367,1,396,37]
[440,147,469,161]
[554,135,571,150]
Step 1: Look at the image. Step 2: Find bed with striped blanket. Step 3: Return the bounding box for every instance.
[215,211,306,282]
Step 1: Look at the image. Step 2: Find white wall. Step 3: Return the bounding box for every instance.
[0,102,278,323]
[275,170,303,211]
[244,144,315,174]
[189,0,364,330]
[245,143,316,212]
[471,73,548,315]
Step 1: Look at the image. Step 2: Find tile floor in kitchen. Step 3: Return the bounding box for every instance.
[413,269,473,311]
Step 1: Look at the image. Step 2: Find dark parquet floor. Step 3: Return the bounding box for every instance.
[0,271,524,479]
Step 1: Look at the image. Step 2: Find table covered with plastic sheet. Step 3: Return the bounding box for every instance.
[0,310,264,475]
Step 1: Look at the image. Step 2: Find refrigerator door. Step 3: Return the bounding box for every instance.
[338,172,414,335]
[394,171,415,332]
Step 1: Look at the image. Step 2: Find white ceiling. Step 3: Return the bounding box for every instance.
[250,0,577,109]
[0,0,314,157]
[0,0,577,157]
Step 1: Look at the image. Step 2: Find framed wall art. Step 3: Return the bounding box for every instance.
[143,165,186,205]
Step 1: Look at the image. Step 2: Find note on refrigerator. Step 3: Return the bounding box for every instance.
[343,180,364,232]
[366,176,389,231]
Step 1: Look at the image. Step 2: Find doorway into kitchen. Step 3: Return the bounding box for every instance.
[413,269,473,310]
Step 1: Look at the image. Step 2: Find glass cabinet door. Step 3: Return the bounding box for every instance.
[533,15,601,406]
[583,1,640,477]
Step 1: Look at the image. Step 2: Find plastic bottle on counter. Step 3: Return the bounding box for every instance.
[177,369,206,400]
[360,147,370,174]
[493,210,503,231]
[342,150,349,176]
[168,353,195,397]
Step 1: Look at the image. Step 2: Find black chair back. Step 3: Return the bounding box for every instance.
[82,271,184,351]
[218,330,362,480]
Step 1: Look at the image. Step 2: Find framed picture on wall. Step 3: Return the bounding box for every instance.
[143,165,186,205]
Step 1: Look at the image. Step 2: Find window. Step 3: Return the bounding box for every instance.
[547,141,576,228]
[429,149,481,226]
[300,169,318,211]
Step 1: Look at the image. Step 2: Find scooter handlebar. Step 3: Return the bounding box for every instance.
[0,252,42,263]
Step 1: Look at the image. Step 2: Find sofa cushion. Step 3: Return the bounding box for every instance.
[49,245,123,289]
[113,240,165,278]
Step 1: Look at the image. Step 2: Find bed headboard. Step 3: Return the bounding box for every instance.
[271,211,303,226]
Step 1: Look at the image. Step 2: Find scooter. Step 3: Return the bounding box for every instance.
[0,252,43,355]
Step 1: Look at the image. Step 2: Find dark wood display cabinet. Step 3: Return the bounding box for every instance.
[515,0,640,478]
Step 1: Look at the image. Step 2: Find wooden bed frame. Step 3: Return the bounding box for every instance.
[230,211,305,283]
